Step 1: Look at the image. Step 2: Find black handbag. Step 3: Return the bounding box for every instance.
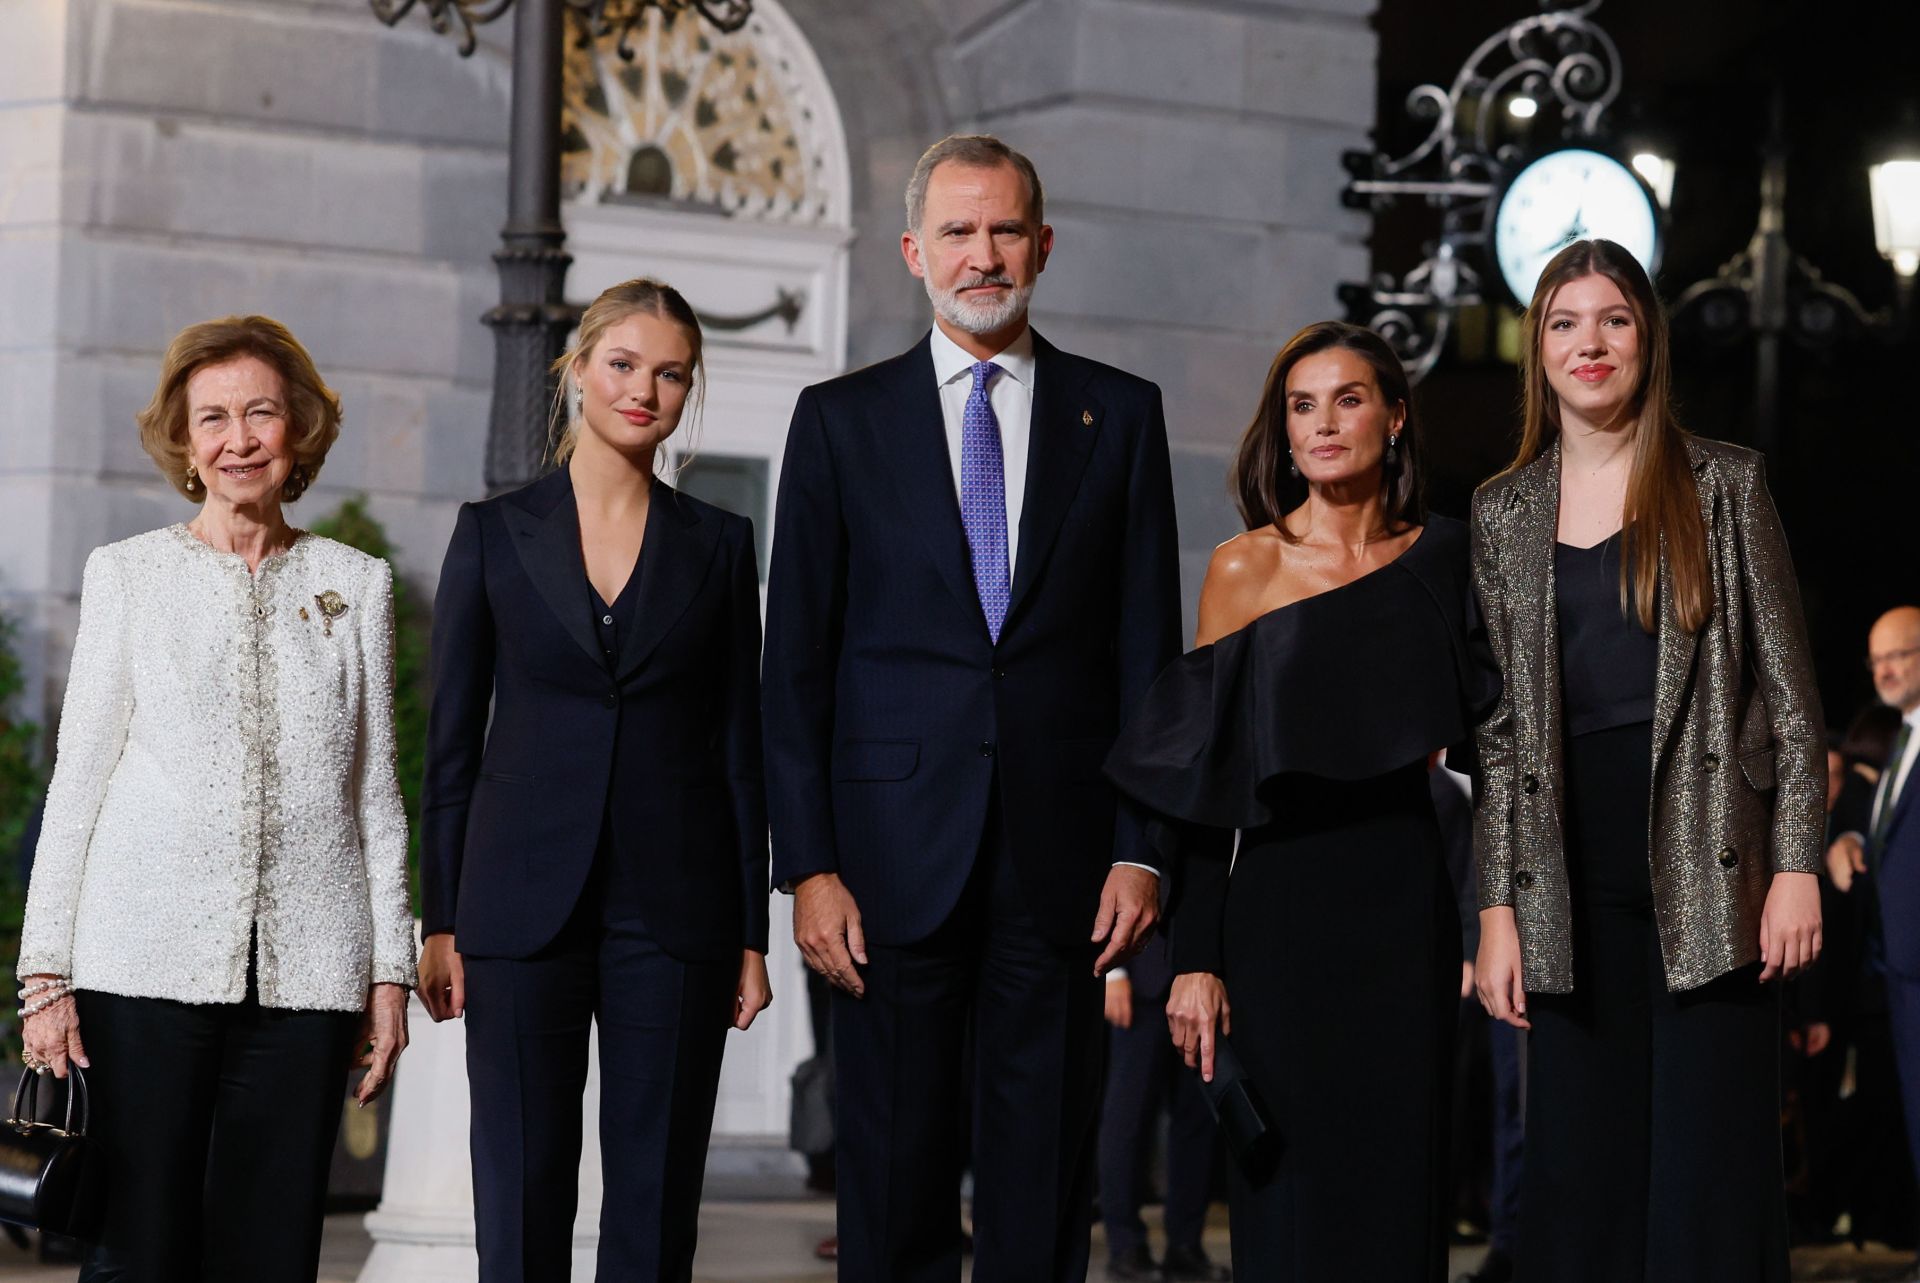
[1197,1035,1280,1179]
[0,1066,103,1238]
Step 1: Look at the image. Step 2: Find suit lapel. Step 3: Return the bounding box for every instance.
[1650,442,1716,771]
[873,335,988,626]
[615,483,721,681]
[1007,331,1100,622]
[1503,443,1562,766]
[503,468,603,670]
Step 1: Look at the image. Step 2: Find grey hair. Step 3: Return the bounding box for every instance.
[904,134,1045,234]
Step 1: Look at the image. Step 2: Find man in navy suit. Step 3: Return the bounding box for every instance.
[1833,604,1920,1267]
[762,134,1182,1283]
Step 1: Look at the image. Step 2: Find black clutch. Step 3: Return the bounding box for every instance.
[1197,1035,1280,1178]
[0,1066,103,1239]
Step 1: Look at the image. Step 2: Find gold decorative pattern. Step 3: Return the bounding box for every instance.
[560,8,829,221]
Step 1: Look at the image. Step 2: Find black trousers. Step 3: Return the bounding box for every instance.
[73,986,360,1283]
[1096,984,1217,1259]
[831,796,1105,1283]
[462,863,736,1283]
[1518,723,1786,1283]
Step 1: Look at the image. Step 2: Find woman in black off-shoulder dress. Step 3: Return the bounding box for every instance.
[1107,322,1498,1281]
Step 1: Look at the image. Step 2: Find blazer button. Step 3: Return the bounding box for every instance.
[979,741,996,757]
[1718,846,1738,869]
[1514,870,1535,890]
[992,667,1006,680]
[1703,752,1721,772]
[1521,773,1539,795]
[603,693,618,709]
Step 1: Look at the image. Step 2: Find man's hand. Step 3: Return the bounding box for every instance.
[419,933,465,1022]
[793,873,868,998]
[1104,974,1134,1029]
[1759,870,1822,983]
[1826,833,1867,894]
[1091,865,1159,976]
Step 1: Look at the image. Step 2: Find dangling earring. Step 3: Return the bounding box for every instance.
[571,383,584,421]
[1288,452,1300,478]
[1385,433,1400,465]
[184,464,198,493]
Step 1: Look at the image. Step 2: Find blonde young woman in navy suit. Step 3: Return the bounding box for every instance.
[418,279,771,1283]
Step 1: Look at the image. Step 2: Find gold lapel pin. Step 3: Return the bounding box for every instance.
[314,590,349,637]
[1081,410,1094,426]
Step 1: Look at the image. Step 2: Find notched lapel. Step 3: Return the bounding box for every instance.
[1008,334,1100,620]
[504,470,604,670]
[615,485,722,680]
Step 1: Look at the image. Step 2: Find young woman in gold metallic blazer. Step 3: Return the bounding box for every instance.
[1469,239,1824,1283]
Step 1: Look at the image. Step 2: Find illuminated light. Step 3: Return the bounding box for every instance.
[1869,159,1920,280]
[1631,152,1676,210]
[1507,96,1538,120]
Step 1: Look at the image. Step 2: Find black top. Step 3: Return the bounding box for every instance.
[588,553,643,675]
[1553,532,1657,738]
[1104,516,1502,836]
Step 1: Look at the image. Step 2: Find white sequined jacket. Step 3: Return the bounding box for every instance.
[19,526,419,1011]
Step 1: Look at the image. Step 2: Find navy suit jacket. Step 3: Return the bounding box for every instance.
[762,329,1182,951]
[420,469,769,962]
[1872,752,1920,980]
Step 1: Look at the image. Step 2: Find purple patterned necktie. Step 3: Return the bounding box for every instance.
[960,360,1010,642]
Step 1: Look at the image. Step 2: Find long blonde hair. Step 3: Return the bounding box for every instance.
[549,277,706,468]
[1504,239,1711,635]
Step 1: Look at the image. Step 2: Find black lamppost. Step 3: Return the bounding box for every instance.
[1666,87,1918,459]
[367,0,753,491]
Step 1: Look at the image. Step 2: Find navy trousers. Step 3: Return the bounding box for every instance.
[463,863,736,1283]
[1096,987,1217,1259]
[831,794,1105,1283]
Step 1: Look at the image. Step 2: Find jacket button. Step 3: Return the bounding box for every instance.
[1703,752,1721,772]
[1521,773,1539,795]
[979,741,996,757]
[1514,870,1535,891]
[603,693,617,709]
[1718,846,1738,869]
[992,668,1006,680]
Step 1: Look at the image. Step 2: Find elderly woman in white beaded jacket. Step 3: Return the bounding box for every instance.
[17,315,417,1283]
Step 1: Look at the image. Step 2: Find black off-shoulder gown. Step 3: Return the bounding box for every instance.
[1105,516,1499,1282]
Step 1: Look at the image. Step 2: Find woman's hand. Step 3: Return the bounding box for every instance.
[353,983,410,1107]
[1475,907,1530,1030]
[1104,974,1134,1029]
[732,950,772,1032]
[1759,870,1822,982]
[1166,972,1230,1082]
[21,977,86,1080]
[419,933,465,1022]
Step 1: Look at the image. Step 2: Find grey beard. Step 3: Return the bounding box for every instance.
[924,273,1034,336]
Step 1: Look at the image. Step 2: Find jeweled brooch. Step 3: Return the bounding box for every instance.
[314,590,349,637]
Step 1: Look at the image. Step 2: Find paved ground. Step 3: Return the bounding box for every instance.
[0,1206,1911,1281]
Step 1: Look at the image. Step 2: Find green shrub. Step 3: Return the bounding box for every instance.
[311,497,429,913]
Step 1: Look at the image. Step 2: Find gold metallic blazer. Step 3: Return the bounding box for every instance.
[1469,435,1824,993]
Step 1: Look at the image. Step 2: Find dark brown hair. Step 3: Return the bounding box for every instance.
[136,316,341,504]
[1231,320,1424,540]
[1504,238,1711,634]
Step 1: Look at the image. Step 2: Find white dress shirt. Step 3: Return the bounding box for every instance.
[1873,703,1920,838]
[19,527,418,1010]
[931,323,1034,575]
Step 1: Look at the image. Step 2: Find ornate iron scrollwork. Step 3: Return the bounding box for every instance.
[1339,1,1624,382]
[370,0,752,59]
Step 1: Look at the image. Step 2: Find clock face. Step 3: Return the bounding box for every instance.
[1492,148,1660,304]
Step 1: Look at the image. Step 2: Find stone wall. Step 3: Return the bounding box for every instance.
[1,0,1375,751]
[0,0,509,725]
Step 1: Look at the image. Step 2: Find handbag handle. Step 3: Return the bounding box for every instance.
[8,1065,88,1137]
